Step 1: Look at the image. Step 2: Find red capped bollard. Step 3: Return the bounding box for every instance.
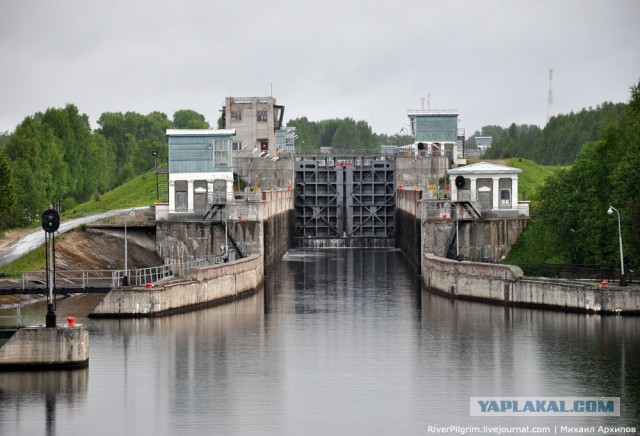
[67,317,76,327]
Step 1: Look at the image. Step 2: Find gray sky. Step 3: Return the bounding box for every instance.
[1,0,638,137]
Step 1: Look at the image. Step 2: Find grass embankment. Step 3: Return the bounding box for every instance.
[502,158,564,201]
[0,171,157,273]
[467,158,563,201]
[0,249,46,276]
[65,170,158,218]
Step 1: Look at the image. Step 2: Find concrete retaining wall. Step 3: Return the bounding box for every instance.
[95,190,294,318]
[0,326,89,370]
[156,190,293,264]
[395,190,422,271]
[423,218,528,262]
[422,254,640,314]
[395,156,448,188]
[156,220,261,263]
[260,190,295,272]
[90,254,263,317]
[234,156,295,190]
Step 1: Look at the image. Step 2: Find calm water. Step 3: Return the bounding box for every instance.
[0,248,639,435]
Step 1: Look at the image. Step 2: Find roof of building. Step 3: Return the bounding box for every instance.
[447,161,522,175]
[407,109,459,117]
[166,129,236,136]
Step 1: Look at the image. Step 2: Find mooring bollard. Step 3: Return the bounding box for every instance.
[67,317,76,327]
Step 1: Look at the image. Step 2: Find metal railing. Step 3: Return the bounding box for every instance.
[0,307,22,327]
[517,263,635,284]
[161,202,263,222]
[421,192,529,220]
[0,255,232,292]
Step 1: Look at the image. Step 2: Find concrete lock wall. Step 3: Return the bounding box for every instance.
[234,156,295,190]
[395,189,423,271]
[0,326,89,370]
[395,190,640,314]
[396,189,527,264]
[155,190,294,264]
[422,254,640,314]
[156,220,262,263]
[256,190,295,271]
[91,254,263,317]
[422,218,528,262]
[395,156,449,188]
[93,190,295,317]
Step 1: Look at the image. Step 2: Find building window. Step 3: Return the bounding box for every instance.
[213,139,230,168]
[500,189,511,206]
[257,111,267,122]
[232,142,242,151]
[231,110,242,121]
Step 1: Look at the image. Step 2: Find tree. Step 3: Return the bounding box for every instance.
[4,117,50,226]
[173,110,209,129]
[505,81,640,270]
[332,119,361,150]
[0,148,16,231]
[97,111,171,184]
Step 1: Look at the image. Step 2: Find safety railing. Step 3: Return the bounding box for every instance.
[0,306,22,327]
[1,255,232,291]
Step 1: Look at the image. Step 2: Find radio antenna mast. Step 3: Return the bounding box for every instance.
[546,69,554,123]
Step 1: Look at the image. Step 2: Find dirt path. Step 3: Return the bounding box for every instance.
[0,228,34,251]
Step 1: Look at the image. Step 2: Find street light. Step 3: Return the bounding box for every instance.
[607,205,626,286]
[123,208,136,286]
[152,150,159,201]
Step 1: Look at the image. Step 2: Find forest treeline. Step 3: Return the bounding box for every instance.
[1,85,637,273]
[478,102,627,165]
[505,82,639,270]
[286,117,412,152]
[0,106,208,229]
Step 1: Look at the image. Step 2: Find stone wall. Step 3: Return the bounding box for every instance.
[259,190,295,271]
[395,189,422,271]
[155,190,294,264]
[0,326,89,369]
[234,156,295,190]
[396,188,527,264]
[422,254,640,314]
[395,156,449,188]
[422,218,528,262]
[90,254,263,317]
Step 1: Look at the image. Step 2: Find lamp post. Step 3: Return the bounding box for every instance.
[607,205,626,286]
[123,208,136,286]
[152,150,159,201]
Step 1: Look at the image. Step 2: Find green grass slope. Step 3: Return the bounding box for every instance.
[66,170,158,218]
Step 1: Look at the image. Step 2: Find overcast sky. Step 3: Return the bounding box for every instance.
[1,0,638,137]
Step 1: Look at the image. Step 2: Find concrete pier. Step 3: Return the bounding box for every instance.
[422,254,640,314]
[90,254,264,317]
[0,325,89,370]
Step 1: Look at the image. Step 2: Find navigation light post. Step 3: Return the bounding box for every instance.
[607,205,627,286]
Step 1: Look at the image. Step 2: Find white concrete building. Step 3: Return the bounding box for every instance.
[448,161,527,218]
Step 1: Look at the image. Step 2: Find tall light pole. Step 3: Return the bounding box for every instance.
[607,206,626,286]
[123,208,136,286]
[152,150,159,201]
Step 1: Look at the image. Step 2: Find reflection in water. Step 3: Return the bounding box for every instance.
[0,248,638,435]
[0,369,88,435]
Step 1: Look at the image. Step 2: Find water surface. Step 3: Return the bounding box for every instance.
[0,248,638,435]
